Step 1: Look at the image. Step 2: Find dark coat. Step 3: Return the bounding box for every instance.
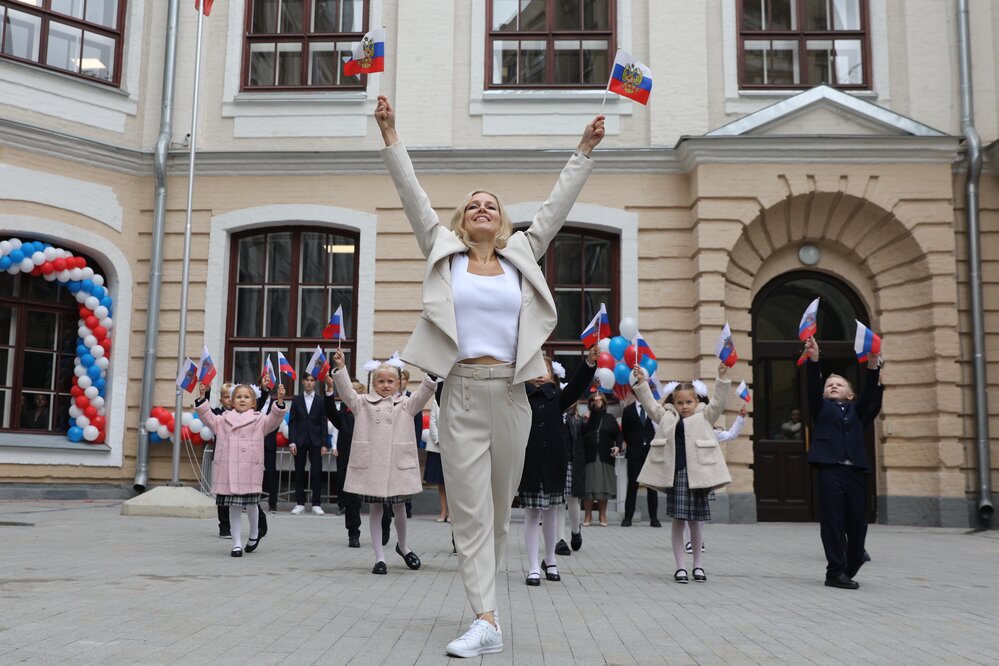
[805,361,883,470]
[288,392,329,449]
[565,412,586,497]
[325,394,355,455]
[621,403,655,459]
[583,410,621,465]
[518,361,597,494]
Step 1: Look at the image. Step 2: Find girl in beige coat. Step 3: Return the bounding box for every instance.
[331,349,436,575]
[631,363,731,583]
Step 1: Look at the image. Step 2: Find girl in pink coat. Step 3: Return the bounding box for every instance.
[196,382,287,557]
[330,349,436,575]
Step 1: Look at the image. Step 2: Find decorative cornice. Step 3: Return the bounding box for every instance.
[0,117,962,179]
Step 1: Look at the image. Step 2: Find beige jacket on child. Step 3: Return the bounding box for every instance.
[632,375,733,492]
[333,367,436,499]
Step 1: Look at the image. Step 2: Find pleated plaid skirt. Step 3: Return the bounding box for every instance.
[216,493,261,507]
[518,484,565,510]
[358,494,411,504]
[665,468,711,521]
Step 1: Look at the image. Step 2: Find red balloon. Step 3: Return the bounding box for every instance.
[613,384,632,402]
[189,431,202,445]
[74,257,87,269]
[101,339,111,353]
[71,385,82,397]
[84,406,98,419]
[596,352,616,370]
[94,430,105,444]
[41,262,54,275]
[153,407,169,421]
[91,415,106,430]
[52,258,66,272]
[85,316,99,329]
[623,345,638,368]
[276,432,288,447]
[422,413,431,430]
[30,266,42,276]
[92,326,107,340]
[75,395,90,408]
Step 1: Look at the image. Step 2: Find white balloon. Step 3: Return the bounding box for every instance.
[69,405,83,419]
[279,421,288,436]
[94,305,109,319]
[31,251,45,266]
[84,335,98,347]
[181,412,193,426]
[0,241,10,255]
[99,318,113,330]
[619,317,638,341]
[596,367,616,390]
[77,375,92,389]
[74,291,89,304]
[91,396,105,409]
[69,267,83,281]
[145,417,161,432]
[6,266,18,275]
[189,419,203,434]
[83,425,99,441]
[19,258,34,272]
[9,238,21,249]
[43,247,57,261]
[81,267,94,280]
[84,296,100,310]
[91,345,105,358]
[74,365,88,378]
[200,427,213,441]
[43,272,57,282]
[597,337,611,353]
[95,357,110,370]
[421,428,430,443]
[57,270,70,282]
[157,424,170,439]
[84,386,99,399]
[76,415,91,428]
[92,274,104,287]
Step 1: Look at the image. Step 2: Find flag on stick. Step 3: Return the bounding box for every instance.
[715,323,739,368]
[262,355,277,387]
[323,305,345,341]
[176,357,199,393]
[798,298,820,340]
[194,0,214,16]
[580,303,611,349]
[854,320,882,363]
[634,329,656,364]
[344,27,385,77]
[607,50,653,105]
[198,345,217,387]
[736,380,751,403]
[277,351,297,380]
[306,346,331,382]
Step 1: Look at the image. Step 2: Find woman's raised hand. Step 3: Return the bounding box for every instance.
[375,95,398,146]
[577,115,606,156]
[717,361,727,378]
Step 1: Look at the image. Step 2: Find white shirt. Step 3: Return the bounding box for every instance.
[303,390,315,414]
[451,253,521,362]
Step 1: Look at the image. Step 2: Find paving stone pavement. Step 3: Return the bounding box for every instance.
[0,499,997,665]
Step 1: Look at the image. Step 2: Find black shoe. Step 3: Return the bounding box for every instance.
[620,519,632,527]
[258,510,268,539]
[650,518,662,528]
[863,550,871,563]
[245,536,261,553]
[673,569,688,584]
[541,559,560,582]
[348,535,360,548]
[372,561,387,575]
[825,573,859,590]
[219,527,231,539]
[525,572,541,586]
[451,534,457,554]
[231,546,242,558]
[570,531,582,551]
[396,543,421,570]
[554,539,572,556]
[692,567,707,582]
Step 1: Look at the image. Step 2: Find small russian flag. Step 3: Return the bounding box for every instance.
[194,0,214,16]
[343,27,385,77]
[854,320,882,363]
[715,323,738,368]
[176,357,199,393]
[736,380,751,403]
[262,355,277,387]
[323,304,345,341]
[608,50,652,105]
[798,298,820,341]
[198,345,217,387]
[580,303,611,349]
[306,346,330,382]
[635,329,656,363]
[277,351,296,380]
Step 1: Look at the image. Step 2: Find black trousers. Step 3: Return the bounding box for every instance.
[263,446,278,510]
[624,447,658,521]
[294,444,325,507]
[817,464,868,579]
[336,444,361,538]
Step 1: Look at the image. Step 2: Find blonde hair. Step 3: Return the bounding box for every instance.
[220,381,235,399]
[351,381,367,394]
[825,373,855,398]
[368,363,402,392]
[449,190,514,250]
[231,384,256,402]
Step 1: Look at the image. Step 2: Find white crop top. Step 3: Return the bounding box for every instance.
[451,253,521,362]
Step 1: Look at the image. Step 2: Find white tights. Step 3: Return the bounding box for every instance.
[523,507,560,576]
[228,505,259,549]
[369,502,409,563]
[671,519,703,570]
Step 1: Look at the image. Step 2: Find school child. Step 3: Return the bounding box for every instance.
[630,363,732,583]
[330,349,436,574]
[517,347,597,586]
[803,336,884,590]
[195,381,287,557]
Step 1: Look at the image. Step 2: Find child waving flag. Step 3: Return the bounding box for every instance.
[797,298,820,366]
[277,351,296,380]
[854,320,882,363]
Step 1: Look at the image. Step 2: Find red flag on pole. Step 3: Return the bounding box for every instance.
[195,0,214,16]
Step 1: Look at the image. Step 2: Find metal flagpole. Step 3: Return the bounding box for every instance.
[172,4,205,485]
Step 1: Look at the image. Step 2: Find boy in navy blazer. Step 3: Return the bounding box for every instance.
[288,374,330,515]
[804,336,884,590]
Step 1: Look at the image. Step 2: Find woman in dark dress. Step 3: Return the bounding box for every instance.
[582,392,622,526]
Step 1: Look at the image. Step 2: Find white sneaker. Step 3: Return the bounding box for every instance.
[445,619,503,658]
[311,506,325,516]
[291,505,305,515]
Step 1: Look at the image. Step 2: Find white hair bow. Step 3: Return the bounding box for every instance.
[692,379,709,398]
[551,361,566,379]
[386,351,405,369]
[248,384,262,399]
[362,360,382,373]
[661,381,679,396]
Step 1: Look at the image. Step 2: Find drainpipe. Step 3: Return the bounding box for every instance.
[134,0,180,492]
[957,0,993,525]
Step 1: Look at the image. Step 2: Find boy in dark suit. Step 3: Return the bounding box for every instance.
[804,336,884,590]
[621,401,660,527]
[288,374,330,515]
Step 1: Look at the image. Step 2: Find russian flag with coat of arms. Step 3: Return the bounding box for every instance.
[176,357,199,393]
[343,28,385,77]
[608,50,652,105]
[715,323,738,368]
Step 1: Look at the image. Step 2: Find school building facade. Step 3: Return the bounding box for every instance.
[0,0,996,527]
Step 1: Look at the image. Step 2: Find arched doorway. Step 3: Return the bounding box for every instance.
[751,271,877,522]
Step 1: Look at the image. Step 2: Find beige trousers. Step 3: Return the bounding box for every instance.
[438,363,531,615]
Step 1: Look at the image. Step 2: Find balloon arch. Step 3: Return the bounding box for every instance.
[0,238,112,444]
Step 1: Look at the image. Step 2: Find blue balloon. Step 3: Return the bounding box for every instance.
[87,365,102,380]
[76,344,89,357]
[99,296,112,309]
[0,257,9,270]
[639,356,658,377]
[67,280,81,293]
[614,361,631,386]
[20,242,34,255]
[9,249,23,263]
[81,353,95,367]
[91,285,105,299]
[95,378,106,392]
[149,432,162,443]
[608,336,629,360]
[68,426,84,442]
[81,279,94,293]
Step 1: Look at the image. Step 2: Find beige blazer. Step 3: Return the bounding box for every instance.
[380,141,595,384]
